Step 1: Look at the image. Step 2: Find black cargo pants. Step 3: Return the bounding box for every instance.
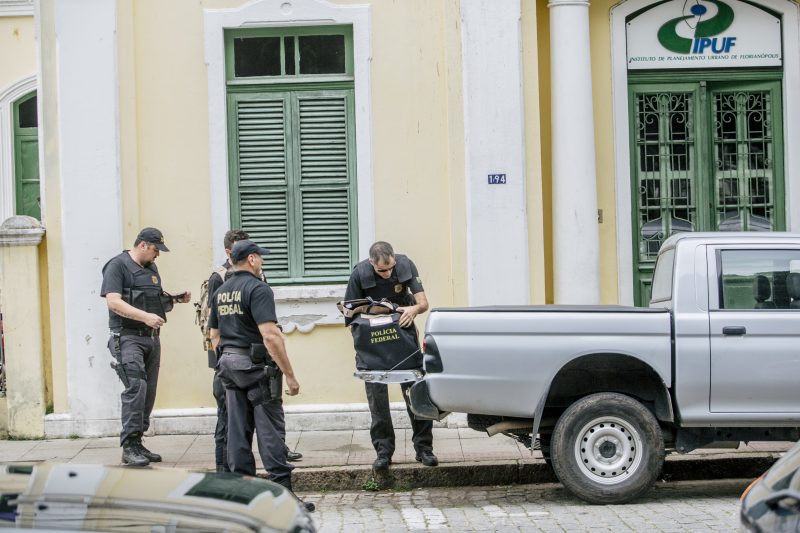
[217,351,293,488]
[365,380,433,459]
[108,334,161,445]
[212,370,228,470]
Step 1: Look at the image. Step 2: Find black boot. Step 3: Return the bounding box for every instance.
[122,437,149,467]
[276,477,315,513]
[134,436,162,463]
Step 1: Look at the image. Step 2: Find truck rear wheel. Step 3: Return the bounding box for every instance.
[550,392,664,504]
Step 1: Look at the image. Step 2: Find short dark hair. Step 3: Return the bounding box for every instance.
[224,229,249,250]
[369,241,394,263]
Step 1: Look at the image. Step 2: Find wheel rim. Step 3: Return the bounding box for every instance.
[573,416,644,485]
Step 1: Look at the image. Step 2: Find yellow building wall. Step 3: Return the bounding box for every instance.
[37,0,71,415]
[0,16,35,90]
[0,16,53,412]
[522,0,547,305]
[535,0,621,304]
[590,0,620,304]
[111,0,470,409]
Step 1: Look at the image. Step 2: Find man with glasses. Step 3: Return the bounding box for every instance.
[344,241,437,470]
[101,227,191,466]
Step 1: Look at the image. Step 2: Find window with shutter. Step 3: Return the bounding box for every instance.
[13,92,40,220]
[226,26,356,284]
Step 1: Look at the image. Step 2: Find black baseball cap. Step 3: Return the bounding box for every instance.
[230,239,270,262]
[137,227,169,252]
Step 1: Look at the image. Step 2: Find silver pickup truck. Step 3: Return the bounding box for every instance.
[406,233,800,504]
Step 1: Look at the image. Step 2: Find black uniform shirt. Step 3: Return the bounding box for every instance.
[208,270,278,350]
[100,251,163,330]
[343,257,424,325]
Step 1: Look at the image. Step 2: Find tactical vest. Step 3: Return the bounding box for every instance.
[354,254,415,306]
[103,253,168,329]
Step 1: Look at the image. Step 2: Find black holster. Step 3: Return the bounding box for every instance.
[109,333,130,388]
[263,363,283,401]
[249,343,268,365]
[250,343,282,401]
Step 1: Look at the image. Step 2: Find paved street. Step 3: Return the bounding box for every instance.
[305,479,749,532]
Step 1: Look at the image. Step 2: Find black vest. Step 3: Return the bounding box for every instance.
[354,254,415,306]
[103,252,168,329]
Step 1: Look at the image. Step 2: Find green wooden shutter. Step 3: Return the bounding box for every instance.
[229,93,292,278]
[295,91,356,278]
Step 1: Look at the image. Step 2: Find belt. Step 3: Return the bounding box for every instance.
[116,327,160,337]
[221,346,250,355]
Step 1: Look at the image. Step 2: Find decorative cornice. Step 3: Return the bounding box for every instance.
[0,215,45,246]
[0,0,34,17]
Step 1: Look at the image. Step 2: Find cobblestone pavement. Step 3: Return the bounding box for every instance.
[304,479,750,532]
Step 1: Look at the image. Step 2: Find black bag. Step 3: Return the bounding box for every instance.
[349,311,421,371]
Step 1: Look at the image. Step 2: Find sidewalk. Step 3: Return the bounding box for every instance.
[0,428,791,491]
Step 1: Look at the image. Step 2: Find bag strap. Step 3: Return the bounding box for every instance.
[336,297,397,318]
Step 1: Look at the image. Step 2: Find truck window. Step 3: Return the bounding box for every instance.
[650,248,675,303]
[719,249,800,310]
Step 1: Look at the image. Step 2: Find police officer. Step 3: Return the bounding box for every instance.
[101,227,191,467]
[205,230,302,472]
[208,240,313,512]
[344,241,437,470]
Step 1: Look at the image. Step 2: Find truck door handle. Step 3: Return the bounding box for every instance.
[722,326,746,336]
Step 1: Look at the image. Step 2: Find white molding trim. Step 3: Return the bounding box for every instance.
[610,0,800,305]
[0,75,36,223]
[44,405,467,438]
[0,0,33,17]
[203,0,373,332]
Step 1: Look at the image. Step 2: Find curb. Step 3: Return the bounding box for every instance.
[292,453,781,492]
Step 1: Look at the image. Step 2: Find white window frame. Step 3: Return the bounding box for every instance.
[203,0,373,331]
[0,75,36,223]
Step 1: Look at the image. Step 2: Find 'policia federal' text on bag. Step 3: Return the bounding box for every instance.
[337,298,422,371]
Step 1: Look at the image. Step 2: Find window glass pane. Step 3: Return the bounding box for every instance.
[719,249,800,310]
[284,37,295,75]
[234,37,281,77]
[18,95,37,129]
[650,248,675,303]
[299,35,346,74]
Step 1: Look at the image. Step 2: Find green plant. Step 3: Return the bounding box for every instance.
[68,433,80,440]
[361,477,380,492]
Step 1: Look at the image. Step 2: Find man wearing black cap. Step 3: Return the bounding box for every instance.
[101,227,191,467]
[203,230,302,472]
[208,240,313,512]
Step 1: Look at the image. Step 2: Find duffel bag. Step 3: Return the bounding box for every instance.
[349,312,421,371]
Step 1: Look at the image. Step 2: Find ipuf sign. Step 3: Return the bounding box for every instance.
[626,0,781,70]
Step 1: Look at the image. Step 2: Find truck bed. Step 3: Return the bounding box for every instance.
[422,306,672,418]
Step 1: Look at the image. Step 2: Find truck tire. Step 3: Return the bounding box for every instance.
[550,392,664,504]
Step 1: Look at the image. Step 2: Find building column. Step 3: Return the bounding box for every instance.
[0,216,46,438]
[460,0,530,306]
[39,0,123,435]
[549,0,600,304]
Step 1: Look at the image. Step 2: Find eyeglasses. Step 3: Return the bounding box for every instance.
[372,262,396,273]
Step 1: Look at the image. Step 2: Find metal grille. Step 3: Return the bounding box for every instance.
[635,92,697,261]
[713,91,775,232]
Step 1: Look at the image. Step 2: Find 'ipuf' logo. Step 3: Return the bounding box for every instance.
[658,0,736,54]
